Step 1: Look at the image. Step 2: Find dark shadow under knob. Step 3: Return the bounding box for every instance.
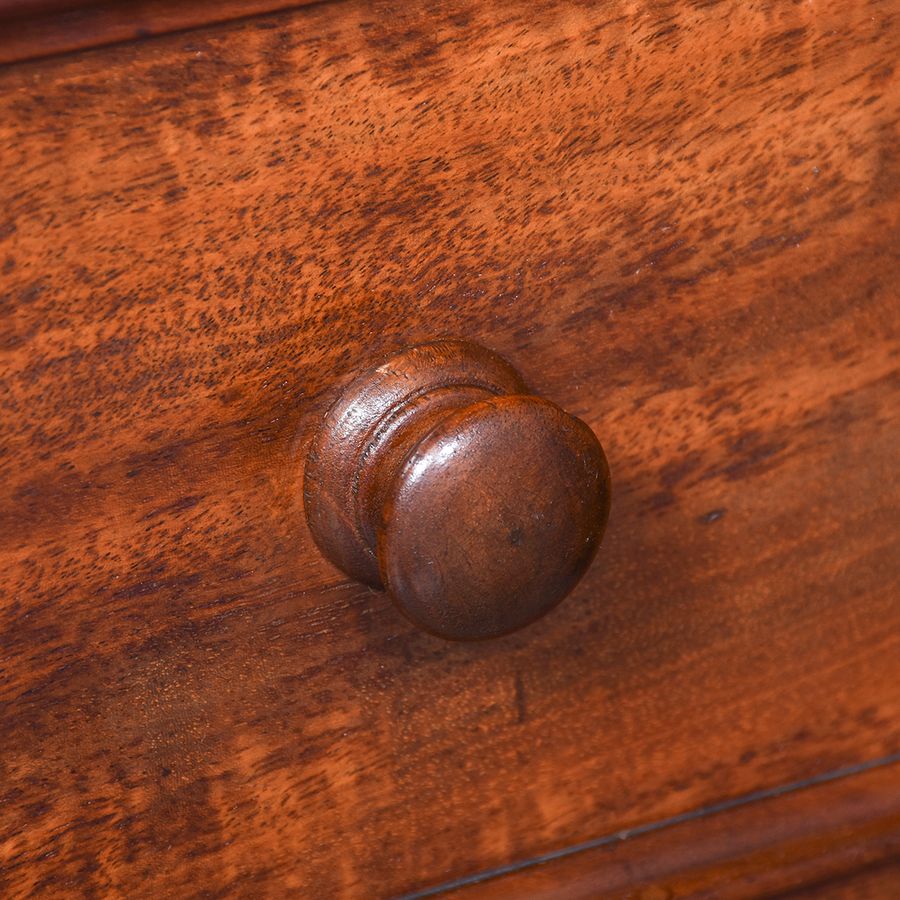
[304,340,611,640]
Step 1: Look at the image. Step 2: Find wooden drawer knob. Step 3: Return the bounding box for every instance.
[304,340,611,640]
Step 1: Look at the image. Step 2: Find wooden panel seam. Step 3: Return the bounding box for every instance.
[411,753,900,899]
[0,0,330,66]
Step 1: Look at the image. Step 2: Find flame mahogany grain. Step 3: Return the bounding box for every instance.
[0,0,898,896]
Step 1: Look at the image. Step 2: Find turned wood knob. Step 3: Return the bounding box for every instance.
[304,340,611,640]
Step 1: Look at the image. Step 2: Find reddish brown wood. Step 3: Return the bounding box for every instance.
[0,0,898,896]
[0,0,84,16]
[0,0,320,66]
[786,863,900,900]
[439,759,900,899]
[305,339,611,640]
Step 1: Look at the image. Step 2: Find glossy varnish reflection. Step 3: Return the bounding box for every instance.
[0,0,898,896]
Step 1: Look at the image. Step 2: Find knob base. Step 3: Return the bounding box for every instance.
[304,340,527,588]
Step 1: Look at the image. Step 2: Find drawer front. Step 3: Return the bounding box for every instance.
[1,0,899,896]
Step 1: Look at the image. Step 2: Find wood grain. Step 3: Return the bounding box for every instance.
[0,0,899,896]
[0,0,320,66]
[437,757,900,899]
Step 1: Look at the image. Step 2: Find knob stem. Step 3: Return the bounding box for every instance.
[305,340,527,588]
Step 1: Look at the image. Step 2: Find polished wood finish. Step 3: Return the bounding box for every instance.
[305,339,610,640]
[0,0,898,895]
[440,758,900,899]
[0,0,319,66]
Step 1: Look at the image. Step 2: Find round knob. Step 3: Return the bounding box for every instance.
[304,340,611,640]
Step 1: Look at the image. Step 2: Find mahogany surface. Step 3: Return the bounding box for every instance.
[0,0,898,896]
[442,758,900,899]
[0,0,321,66]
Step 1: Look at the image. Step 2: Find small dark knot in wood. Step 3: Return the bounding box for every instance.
[304,340,611,640]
